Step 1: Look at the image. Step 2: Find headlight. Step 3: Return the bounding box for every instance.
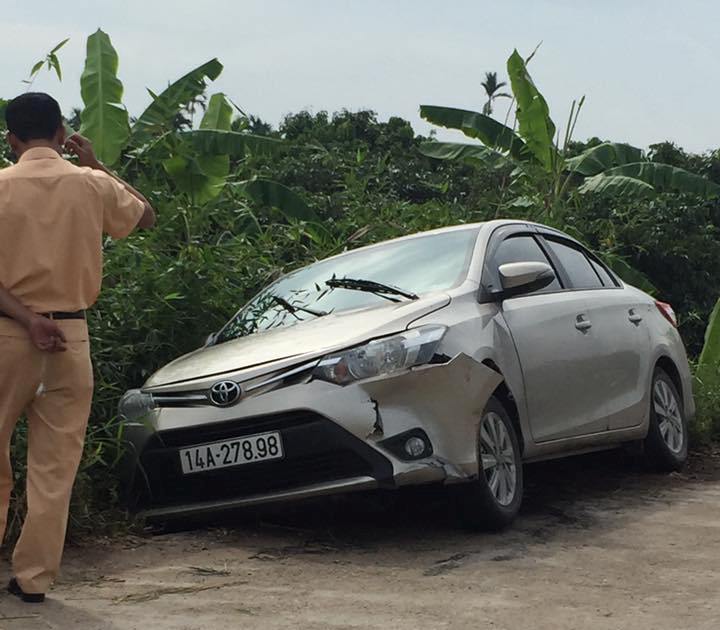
[118,389,156,423]
[313,325,447,385]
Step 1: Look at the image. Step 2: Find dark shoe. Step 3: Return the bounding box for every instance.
[7,578,45,603]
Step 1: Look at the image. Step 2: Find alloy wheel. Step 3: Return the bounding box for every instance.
[653,379,684,454]
[479,412,517,506]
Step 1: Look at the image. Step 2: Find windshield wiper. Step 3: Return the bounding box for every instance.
[325,277,419,302]
[270,295,329,318]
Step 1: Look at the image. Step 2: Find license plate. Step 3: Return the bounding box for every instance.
[179,431,283,475]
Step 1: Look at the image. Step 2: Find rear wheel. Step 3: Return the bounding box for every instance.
[455,396,523,530]
[643,368,688,472]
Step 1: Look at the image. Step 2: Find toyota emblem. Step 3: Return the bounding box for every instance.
[209,380,242,407]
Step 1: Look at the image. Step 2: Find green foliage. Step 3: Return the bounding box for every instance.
[162,93,234,203]
[697,299,720,388]
[578,174,656,198]
[4,34,720,542]
[182,128,284,157]
[130,58,223,145]
[566,142,644,176]
[25,37,69,85]
[418,141,505,166]
[580,162,720,197]
[79,30,130,165]
[422,47,720,223]
[419,105,528,161]
[693,296,720,442]
[602,253,657,295]
[506,49,557,170]
[242,179,318,222]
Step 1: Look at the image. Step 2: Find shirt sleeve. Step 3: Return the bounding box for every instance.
[90,171,146,239]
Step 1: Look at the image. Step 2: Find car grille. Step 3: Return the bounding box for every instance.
[137,411,392,509]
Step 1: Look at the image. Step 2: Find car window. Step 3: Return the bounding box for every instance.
[493,235,561,292]
[589,258,617,287]
[545,238,603,289]
[216,228,481,342]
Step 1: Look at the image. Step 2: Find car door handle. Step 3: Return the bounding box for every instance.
[575,315,592,332]
[628,309,643,324]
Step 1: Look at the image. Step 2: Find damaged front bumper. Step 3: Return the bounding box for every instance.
[120,354,502,520]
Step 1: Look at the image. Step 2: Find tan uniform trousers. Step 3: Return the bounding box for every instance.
[0,317,92,594]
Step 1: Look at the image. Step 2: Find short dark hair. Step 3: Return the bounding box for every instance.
[5,92,63,142]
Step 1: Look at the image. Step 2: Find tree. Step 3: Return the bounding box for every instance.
[481,71,511,116]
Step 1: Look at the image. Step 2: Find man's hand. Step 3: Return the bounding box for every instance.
[65,133,102,170]
[28,315,67,353]
[66,133,156,230]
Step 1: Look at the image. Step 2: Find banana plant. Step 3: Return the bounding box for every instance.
[419,48,720,202]
[77,29,314,222]
[162,92,234,203]
[697,298,720,389]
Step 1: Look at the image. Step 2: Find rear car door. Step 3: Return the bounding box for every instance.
[540,234,650,432]
[485,229,604,443]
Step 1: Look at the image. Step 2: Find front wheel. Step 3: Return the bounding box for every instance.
[643,368,688,472]
[455,396,523,531]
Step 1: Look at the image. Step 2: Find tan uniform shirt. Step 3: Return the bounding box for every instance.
[0,147,144,313]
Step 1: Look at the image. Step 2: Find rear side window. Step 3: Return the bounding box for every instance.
[589,258,617,287]
[494,235,561,291]
[545,238,602,289]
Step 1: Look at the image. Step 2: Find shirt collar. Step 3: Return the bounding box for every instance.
[18,147,62,162]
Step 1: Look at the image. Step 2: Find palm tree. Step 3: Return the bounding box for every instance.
[481,71,511,116]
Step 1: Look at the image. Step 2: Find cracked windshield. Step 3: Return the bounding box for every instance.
[216,227,480,342]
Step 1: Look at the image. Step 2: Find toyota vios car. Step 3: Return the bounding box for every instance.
[119,220,694,529]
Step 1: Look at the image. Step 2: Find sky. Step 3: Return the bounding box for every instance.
[2,0,718,153]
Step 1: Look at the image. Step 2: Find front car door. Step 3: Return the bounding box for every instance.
[482,227,604,443]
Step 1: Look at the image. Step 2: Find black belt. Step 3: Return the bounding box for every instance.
[0,310,86,320]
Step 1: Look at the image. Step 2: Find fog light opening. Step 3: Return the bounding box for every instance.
[404,436,428,458]
[380,429,433,461]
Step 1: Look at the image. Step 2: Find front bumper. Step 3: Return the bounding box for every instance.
[120,354,502,519]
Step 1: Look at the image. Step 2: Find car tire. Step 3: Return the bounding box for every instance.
[643,368,688,472]
[455,396,523,531]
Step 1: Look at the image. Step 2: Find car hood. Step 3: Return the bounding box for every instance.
[144,293,451,388]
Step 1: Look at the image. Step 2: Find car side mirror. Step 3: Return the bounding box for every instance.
[205,332,218,347]
[497,262,555,299]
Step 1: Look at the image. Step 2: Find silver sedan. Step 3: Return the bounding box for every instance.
[119,220,694,529]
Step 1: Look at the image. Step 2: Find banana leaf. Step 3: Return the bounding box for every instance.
[506,49,556,171]
[181,129,284,157]
[241,179,318,222]
[163,93,233,203]
[602,254,657,294]
[419,105,529,162]
[588,162,720,197]
[79,30,130,165]
[418,141,507,166]
[578,174,656,197]
[131,58,223,144]
[565,143,644,176]
[697,298,720,387]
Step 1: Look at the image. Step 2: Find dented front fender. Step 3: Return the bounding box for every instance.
[359,354,503,481]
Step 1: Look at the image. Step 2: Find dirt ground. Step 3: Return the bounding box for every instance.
[1,447,719,630]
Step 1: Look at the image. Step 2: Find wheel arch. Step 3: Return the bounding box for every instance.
[481,359,525,455]
[655,355,684,403]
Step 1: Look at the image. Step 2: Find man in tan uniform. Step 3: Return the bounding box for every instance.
[0,92,155,602]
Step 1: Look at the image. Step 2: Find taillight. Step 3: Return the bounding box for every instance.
[655,301,677,327]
